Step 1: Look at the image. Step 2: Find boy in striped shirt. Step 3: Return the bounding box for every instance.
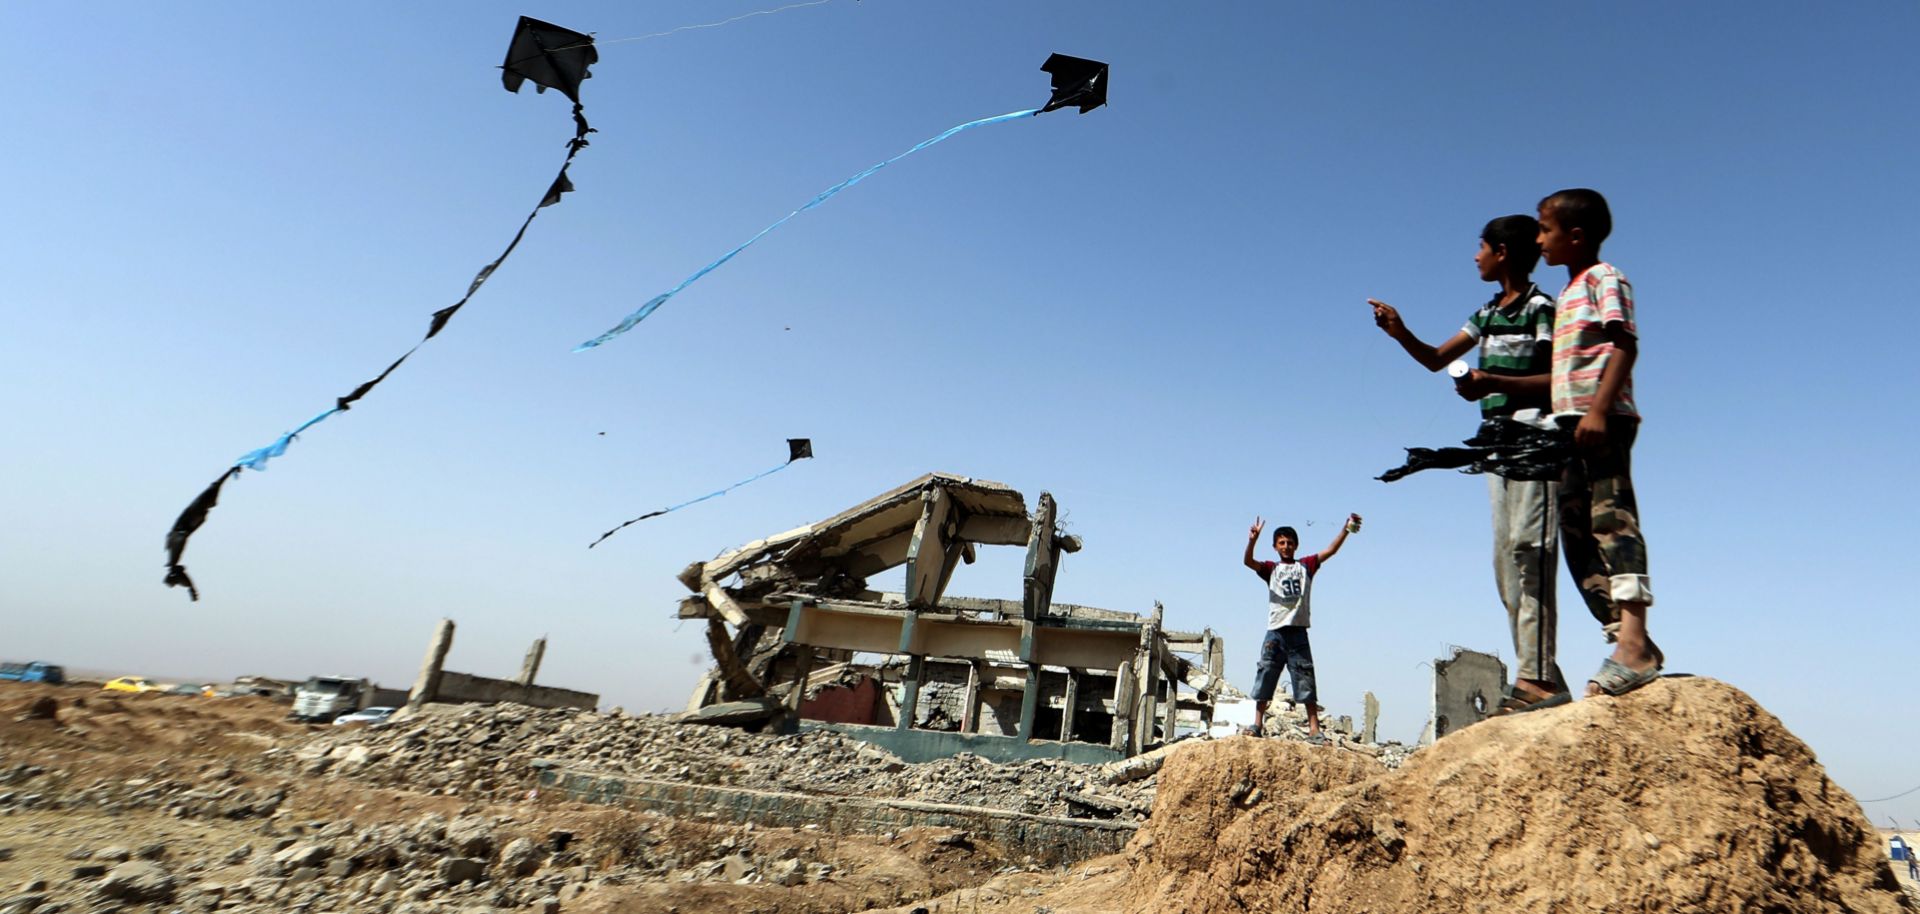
[1369,215,1566,711]
[1535,188,1661,698]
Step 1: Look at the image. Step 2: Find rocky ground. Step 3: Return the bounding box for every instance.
[7,677,1897,914]
[0,684,1176,914]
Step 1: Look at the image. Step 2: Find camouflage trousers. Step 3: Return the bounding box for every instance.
[1559,415,1653,638]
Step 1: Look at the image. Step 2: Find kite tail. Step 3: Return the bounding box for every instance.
[588,459,800,548]
[574,107,1043,351]
[162,119,593,600]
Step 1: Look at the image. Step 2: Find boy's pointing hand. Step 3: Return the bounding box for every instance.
[1367,299,1405,337]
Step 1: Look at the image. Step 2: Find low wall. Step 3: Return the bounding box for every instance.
[532,761,1134,865]
[801,721,1122,765]
[435,671,597,710]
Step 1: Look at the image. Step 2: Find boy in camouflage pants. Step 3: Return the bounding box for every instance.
[1535,188,1662,697]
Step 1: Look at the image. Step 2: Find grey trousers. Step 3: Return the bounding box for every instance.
[1489,474,1563,687]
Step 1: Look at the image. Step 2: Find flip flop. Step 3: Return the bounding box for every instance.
[1588,657,1661,697]
[1496,688,1573,715]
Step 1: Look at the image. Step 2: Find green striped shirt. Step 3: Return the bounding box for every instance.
[1461,284,1555,416]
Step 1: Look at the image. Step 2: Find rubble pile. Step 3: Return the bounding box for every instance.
[280,703,1158,817]
[0,760,287,821]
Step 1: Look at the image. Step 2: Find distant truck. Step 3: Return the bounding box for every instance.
[290,676,407,722]
[0,661,66,685]
[291,676,374,722]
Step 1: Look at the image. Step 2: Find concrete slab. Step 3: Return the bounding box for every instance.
[531,761,1134,865]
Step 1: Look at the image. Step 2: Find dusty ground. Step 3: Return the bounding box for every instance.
[5,678,1914,914]
[0,685,1026,914]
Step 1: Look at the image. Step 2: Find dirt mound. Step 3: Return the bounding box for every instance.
[1124,677,1911,914]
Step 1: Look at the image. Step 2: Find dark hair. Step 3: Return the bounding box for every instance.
[1272,526,1299,544]
[1481,215,1542,276]
[1539,188,1612,246]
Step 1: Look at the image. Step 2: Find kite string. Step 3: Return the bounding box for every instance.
[597,0,836,45]
[1860,783,1920,804]
[575,107,1041,350]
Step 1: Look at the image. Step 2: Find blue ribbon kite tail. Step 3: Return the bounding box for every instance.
[574,107,1042,351]
[588,459,802,548]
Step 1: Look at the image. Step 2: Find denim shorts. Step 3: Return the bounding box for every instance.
[1252,625,1316,705]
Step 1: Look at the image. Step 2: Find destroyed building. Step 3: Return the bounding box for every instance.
[676,473,1237,763]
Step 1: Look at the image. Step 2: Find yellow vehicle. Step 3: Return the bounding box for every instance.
[102,676,160,693]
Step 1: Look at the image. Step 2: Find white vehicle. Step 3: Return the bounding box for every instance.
[291,676,371,722]
[332,706,398,727]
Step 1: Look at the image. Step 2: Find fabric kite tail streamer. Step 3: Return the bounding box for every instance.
[163,467,241,601]
[589,440,814,548]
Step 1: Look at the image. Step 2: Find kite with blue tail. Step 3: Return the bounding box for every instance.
[588,439,815,548]
[575,52,1108,350]
[163,17,599,600]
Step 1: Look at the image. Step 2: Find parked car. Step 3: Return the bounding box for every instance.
[0,661,66,684]
[103,676,161,693]
[165,683,210,696]
[332,706,398,727]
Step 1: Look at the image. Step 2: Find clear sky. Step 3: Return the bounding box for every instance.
[6,2,1918,822]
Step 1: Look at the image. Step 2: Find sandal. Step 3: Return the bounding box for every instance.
[1588,657,1661,697]
[1496,688,1573,715]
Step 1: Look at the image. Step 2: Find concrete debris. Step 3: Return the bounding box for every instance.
[283,701,1157,820]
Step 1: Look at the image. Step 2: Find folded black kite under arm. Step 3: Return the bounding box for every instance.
[1376,417,1575,484]
[163,16,598,600]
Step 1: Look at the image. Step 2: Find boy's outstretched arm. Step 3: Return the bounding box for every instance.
[1314,513,1362,562]
[1575,328,1637,448]
[1457,370,1550,403]
[1243,517,1266,572]
[1369,299,1474,372]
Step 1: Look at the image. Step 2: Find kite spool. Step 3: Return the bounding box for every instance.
[1446,360,1471,380]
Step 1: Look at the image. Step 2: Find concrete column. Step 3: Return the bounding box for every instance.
[897,655,925,731]
[1017,664,1041,739]
[1162,678,1179,744]
[785,645,814,712]
[407,618,455,711]
[518,637,546,687]
[1060,669,1080,743]
[1363,691,1380,744]
[1110,659,1134,751]
[961,661,982,734]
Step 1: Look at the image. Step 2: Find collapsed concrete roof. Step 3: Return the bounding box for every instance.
[676,473,1060,626]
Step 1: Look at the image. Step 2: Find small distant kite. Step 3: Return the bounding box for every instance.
[1376,417,1573,484]
[573,53,1109,350]
[588,439,815,548]
[163,17,599,600]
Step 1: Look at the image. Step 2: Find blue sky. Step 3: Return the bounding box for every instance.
[5,2,1918,821]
